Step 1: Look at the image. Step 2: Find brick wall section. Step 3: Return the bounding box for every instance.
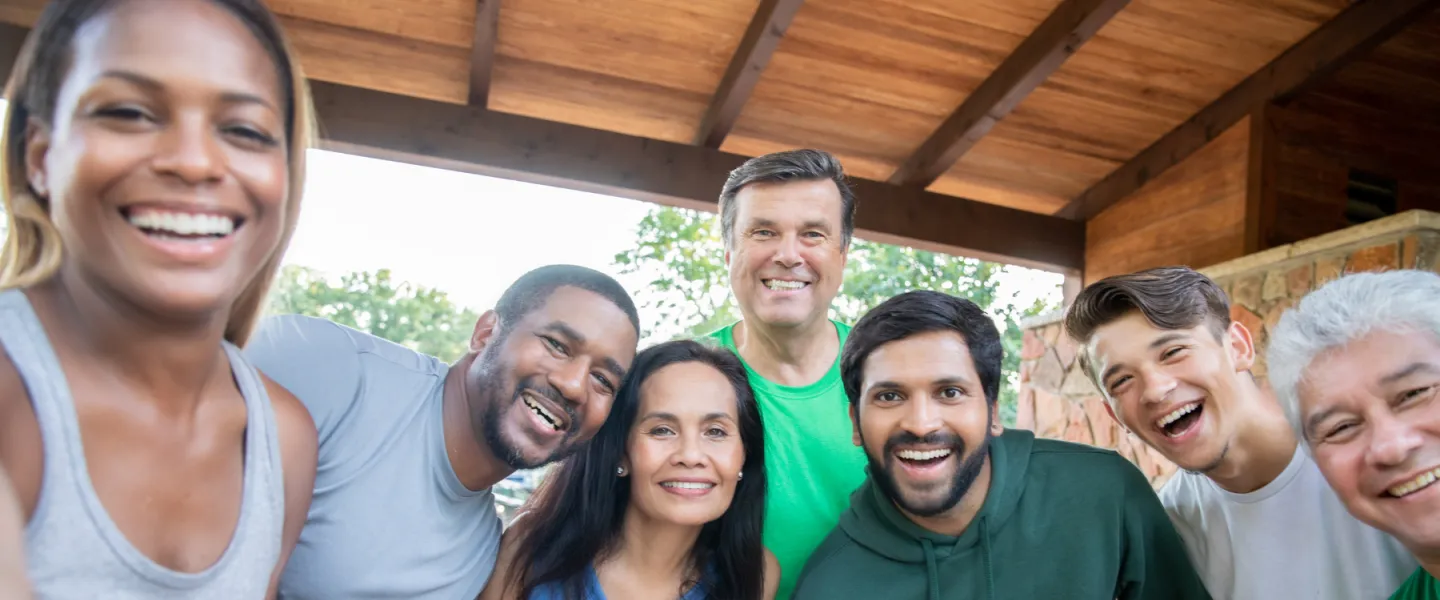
[1015,210,1440,489]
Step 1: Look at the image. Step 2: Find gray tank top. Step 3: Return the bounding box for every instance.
[0,289,285,598]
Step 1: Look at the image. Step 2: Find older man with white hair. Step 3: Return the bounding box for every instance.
[1269,269,1440,599]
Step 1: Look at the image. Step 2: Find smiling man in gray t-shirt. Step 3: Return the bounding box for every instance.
[245,265,640,599]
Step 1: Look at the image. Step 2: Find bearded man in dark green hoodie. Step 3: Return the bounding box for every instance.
[791,290,1210,600]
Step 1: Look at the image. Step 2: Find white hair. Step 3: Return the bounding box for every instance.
[1267,269,1440,442]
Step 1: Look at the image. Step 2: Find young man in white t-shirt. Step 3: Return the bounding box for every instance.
[1064,266,1416,600]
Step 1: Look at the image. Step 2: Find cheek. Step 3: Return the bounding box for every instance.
[715,441,746,477]
[1312,447,1366,504]
[627,437,665,476]
[229,149,289,212]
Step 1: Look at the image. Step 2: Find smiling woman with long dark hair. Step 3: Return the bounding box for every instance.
[481,339,777,600]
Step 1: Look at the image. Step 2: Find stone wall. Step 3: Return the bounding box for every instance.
[1015,210,1440,488]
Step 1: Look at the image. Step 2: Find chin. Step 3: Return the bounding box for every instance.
[654,505,727,527]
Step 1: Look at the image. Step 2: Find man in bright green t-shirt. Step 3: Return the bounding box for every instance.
[704,149,868,599]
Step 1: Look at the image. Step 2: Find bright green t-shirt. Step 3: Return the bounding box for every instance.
[707,321,869,600]
[1393,568,1440,599]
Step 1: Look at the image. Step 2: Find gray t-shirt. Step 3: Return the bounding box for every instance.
[245,314,502,599]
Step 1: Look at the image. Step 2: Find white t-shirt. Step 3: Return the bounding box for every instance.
[1159,446,1417,600]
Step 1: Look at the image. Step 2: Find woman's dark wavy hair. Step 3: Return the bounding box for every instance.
[508,339,767,600]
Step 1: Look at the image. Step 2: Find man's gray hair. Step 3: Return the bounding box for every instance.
[717,149,856,250]
[1267,269,1440,441]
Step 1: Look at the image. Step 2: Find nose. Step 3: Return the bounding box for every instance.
[899,397,944,437]
[672,429,709,468]
[1138,366,1178,405]
[772,233,802,268]
[546,358,589,409]
[151,113,224,185]
[1367,411,1424,469]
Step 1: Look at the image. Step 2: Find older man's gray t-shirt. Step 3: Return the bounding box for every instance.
[245,314,502,599]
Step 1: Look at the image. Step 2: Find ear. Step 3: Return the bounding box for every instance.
[724,248,731,268]
[990,401,1004,436]
[469,310,499,353]
[24,120,51,199]
[850,403,862,447]
[618,454,631,476]
[1226,320,1256,372]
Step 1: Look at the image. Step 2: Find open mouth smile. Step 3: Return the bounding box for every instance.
[522,392,569,433]
[123,206,245,241]
[1155,400,1204,439]
[1386,466,1440,498]
[762,279,809,291]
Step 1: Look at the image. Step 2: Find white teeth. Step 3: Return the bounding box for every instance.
[1388,467,1440,498]
[128,210,236,237]
[764,280,806,291]
[523,396,562,432]
[661,481,715,490]
[1158,403,1200,430]
[896,449,952,461]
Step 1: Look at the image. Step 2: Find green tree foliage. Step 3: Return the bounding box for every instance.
[266,265,479,363]
[613,206,1057,425]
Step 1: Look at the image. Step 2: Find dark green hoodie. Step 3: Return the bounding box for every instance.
[790,430,1210,600]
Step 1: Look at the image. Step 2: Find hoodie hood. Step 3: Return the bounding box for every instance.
[836,429,1036,600]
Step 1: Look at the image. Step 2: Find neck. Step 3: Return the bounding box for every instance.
[610,505,704,584]
[441,354,513,491]
[1206,379,1298,494]
[1416,547,1440,582]
[26,268,231,415]
[732,316,837,386]
[901,458,993,538]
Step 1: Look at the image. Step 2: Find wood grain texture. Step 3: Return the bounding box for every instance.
[1059,0,1438,221]
[1085,118,1251,284]
[937,0,1347,213]
[695,0,806,148]
[888,0,1130,188]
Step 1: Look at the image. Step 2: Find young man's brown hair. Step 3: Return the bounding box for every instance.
[1064,266,1232,385]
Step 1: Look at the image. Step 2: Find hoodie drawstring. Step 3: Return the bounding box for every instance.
[981,518,995,600]
[920,538,939,600]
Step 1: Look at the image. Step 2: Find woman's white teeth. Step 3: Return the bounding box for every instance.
[661,481,715,490]
[1158,403,1200,430]
[523,396,562,432]
[1388,467,1440,498]
[129,211,235,236]
[897,449,952,461]
[764,280,806,291]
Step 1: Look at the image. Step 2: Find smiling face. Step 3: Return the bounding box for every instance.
[852,330,1000,518]
[622,361,747,526]
[724,179,847,331]
[1298,328,1440,556]
[27,0,289,320]
[473,286,639,470]
[1083,311,1254,473]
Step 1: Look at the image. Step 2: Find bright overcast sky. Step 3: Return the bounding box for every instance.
[287,149,1064,323]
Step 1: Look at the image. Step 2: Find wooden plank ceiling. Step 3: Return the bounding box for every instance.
[0,0,1431,251]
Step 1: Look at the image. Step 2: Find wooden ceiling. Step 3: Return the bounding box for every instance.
[0,0,1433,273]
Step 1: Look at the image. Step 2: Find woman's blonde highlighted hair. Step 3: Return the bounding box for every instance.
[0,0,316,345]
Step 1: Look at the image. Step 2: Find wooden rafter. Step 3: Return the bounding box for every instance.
[693,0,806,148]
[467,0,501,107]
[887,0,1130,188]
[1056,0,1440,221]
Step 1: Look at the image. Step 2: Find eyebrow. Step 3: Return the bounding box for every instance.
[1381,362,1440,385]
[546,321,626,378]
[1304,406,1340,441]
[868,376,971,390]
[1098,333,1192,384]
[640,411,735,422]
[98,70,277,111]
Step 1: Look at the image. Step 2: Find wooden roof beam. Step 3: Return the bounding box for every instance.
[887,0,1130,188]
[693,0,806,148]
[1056,0,1440,221]
[467,0,501,107]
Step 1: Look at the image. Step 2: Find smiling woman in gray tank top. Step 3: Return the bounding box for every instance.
[0,0,319,596]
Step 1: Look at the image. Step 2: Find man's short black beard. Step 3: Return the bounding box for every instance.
[862,411,995,518]
[473,337,578,470]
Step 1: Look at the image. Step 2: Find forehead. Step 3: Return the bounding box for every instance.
[862,330,977,385]
[732,179,843,225]
[1086,312,1203,367]
[1301,329,1440,405]
[67,0,280,97]
[516,286,637,361]
[639,362,738,417]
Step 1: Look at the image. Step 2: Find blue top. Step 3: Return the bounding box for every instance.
[529,563,713,600]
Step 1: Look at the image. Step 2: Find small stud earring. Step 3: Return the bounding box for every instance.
[616,466,626,476]
[737,471,743,481]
